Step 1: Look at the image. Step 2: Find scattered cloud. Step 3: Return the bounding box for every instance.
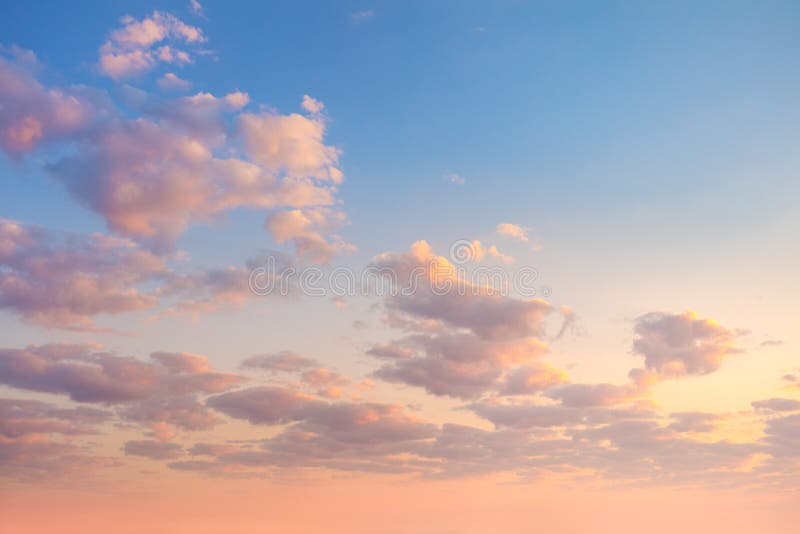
[157,72,192,91]
[444,173,465,185]
[496,223,529,242]
[350,10,375,25]
[98,11,205,80]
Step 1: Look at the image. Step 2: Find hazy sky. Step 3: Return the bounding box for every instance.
[0,1,798,532]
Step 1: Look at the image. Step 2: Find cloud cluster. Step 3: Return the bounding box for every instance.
[0,218,165,329]
[0,49,97,154]
[630,311,742,383]
[1,44,351,258]
[366,241,567,399]
[0,397,114,480]
[98,11,205,80]
[0,344,242,403]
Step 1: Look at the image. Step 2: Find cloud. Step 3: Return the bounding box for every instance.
[373,241,553,340]
[265,208,355,264]
[350,10,375,25]
[124,439,183,459]
[0,218,165,329]
[98,11,205,80]
[751,398,800,413]
[444,173,465,186]
[762,413,800,458]
[46,92,342,252]
[499,364,568,395]
[119,396,221,433]
[544,382,642,408]
[301,94,325,114]
[0,397,115,480]
[2,52,350,259]
[0,50,98,154]
[373,333,550,399]
[238,107,343,183]
[630,311,741,381]
[496,223,529,242]
[667,412,719,433]
[366,241,569,398]
[241,351,319,372]
[207,387,319,425]
[0,398,110,438]
[157,72,192,92]
[0,344,243,404]
[189,0,205,17]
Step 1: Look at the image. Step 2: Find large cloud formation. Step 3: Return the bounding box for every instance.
[366,241,568,399]
[1,39,351,256]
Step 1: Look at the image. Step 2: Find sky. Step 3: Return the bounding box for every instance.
[0,1,798,532]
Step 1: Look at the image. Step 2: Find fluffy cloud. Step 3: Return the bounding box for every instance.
[119,395,221,435]
[0,218,165,329]
[667,412,719,433]
[238,109,342,182]
[367,241,567,399]
[0,398,110,438]
[157,72,192,92]
[265,208,355,264]
[0,397,115,480]
[0,344,243,404]
[630,311,741,381]
[98,11,205,80]
[496,223,529,242]
[2,49,350,260]
[207,387,319,425]
[751,398,800,413]
[373,333,550,399]
[500,364,568,395]
[544,382,642,407]
[0,49,97,154]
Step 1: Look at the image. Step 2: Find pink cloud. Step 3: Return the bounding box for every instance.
[98,11,205,80]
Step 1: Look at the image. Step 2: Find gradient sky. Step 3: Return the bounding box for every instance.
[0,1,798,533]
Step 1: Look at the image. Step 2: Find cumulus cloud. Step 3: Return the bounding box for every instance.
[45,92,343,252]
[207,387,319,425]
[0,218,165,329]
[98,11,205,80]
[157,72,192,92]
[0,398,110,438]
[500,364,568,395]
[373,333,550,399]
[265,208,355,264]
[496,223,529,242]
[751,398,800,413]
[0,49,98,154]
[2,51,350,260]
[630,311,741,382]
[0,397,115,480]
[120,395,221,435]
[366,241,568,399]
[0,344,243,403]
